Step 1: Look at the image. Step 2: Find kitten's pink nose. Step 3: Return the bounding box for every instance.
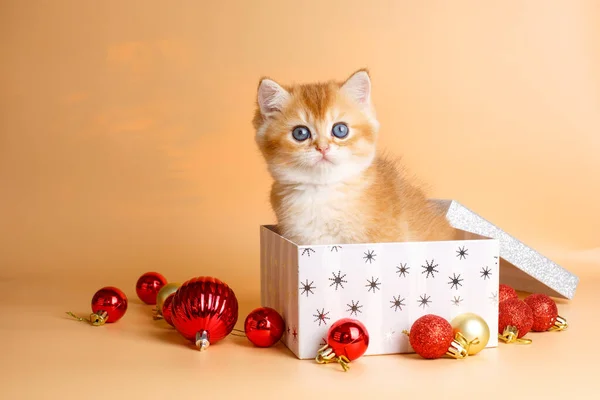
[316,144,330,154]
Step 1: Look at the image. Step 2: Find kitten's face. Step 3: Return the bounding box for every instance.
[253,70,379,185]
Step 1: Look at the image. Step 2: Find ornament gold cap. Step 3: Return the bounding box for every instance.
[152,307,163,320]
[66,311,108,326]
[316,344,350,372]
[498,326,532,344]
[446,332,479,359]
[196,330,210,351]
[549,315,568,332]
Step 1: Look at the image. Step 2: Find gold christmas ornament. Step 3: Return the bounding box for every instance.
[450,312,490,355]
[153,282,181,319]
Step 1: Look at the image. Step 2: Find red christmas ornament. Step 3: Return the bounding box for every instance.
[524,293,568,332]
[171,276,239,351]
[136,272,167,305]
[161,293,175,327]
[498,298,534,343]
[499,284,518,303]
[66,286,128,326]
[244,307,285,347]
[316,318,369,371]
[403,314,467,359]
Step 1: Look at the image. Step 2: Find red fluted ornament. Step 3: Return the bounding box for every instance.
[136,272,167,305]
[316,318,369,371]
[244,307,285,347]
[524,293,568,332]
[66,286,128,326]
[161,293,175,327]
[498,298,533,343]
[171,276,239,351]
[403,314,469,359]
[499,284,518,303]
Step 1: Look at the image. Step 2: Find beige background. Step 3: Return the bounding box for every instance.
[1,1,599,398]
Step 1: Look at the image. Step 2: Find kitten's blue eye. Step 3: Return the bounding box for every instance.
[292,126,311,142]
[332,123,349,138]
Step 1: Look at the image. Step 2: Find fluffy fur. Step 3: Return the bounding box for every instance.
[253,69,458,245]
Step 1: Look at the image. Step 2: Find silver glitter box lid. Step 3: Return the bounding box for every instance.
[433,199,579,299]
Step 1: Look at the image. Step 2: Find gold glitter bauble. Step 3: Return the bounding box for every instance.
[450,312,490,355]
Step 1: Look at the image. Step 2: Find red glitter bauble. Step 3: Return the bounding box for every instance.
[326,318,369,361]
[244,307,285,348]
[161,293,175,327]
[171,276,239,350]
[524,294,558,332]
[498,298,533,338]
[499,284,518,303]
[408,314,454,359]
[136,272,167,305]
[91,286,128,323]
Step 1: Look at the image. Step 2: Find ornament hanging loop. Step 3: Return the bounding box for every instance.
[549,315,568,332]
[315,345,337,364]
[498,326,532,344]
[336,355,350,372]
[152,307,163,320]
[316,345,351,372]
[195,330,210,351]
[65,311,108,326]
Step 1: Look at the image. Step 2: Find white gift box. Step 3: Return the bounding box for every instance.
[260,205,501,359]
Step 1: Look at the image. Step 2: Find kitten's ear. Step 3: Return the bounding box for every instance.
[341,69,371,106]
[257,78,290,118]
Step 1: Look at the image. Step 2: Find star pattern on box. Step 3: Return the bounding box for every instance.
[448,273,463,290]
[299,279,316,297]
[456,246,469,260]
[418,294,432,308]
[451,295,464,306]
[390,295,406,312]
[346,300,363,316]
[301,248,315,257]
[365,276,381,293]
[313,308,330,326]
[286,238,499,358]
[396,263,410,278]
[328,271,347,290]
[292,327,298,341]
[480,266,492,280]
[421,259,439,279]
[384,329,396,342]
[363,250,377,264]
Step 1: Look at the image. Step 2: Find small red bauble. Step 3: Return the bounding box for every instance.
[499,284,518,303]
[171,276,239,351]
[244,307,285,347]
[136,272,167,305]
[316,318,369,371]
[67,286,128,326]
[161,293,175,327]
[523,293,558,332]
[406,314,454,359]
[498,298,533,338]
[91,286,128,324]
[327,318,369,361]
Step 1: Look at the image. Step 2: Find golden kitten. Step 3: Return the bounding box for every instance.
[253,69,458,245]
